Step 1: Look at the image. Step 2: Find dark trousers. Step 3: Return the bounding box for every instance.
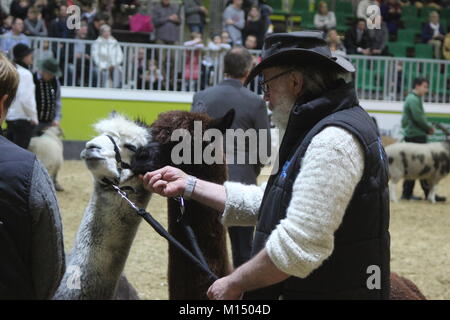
[402,136,430,198]
[6,120,34,149]
[228,226,254,268]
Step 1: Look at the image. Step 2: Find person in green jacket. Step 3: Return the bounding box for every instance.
[400,77,446,202]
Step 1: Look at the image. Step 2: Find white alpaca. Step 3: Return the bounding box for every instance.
[28,126,64,191]
[54,113,154,299]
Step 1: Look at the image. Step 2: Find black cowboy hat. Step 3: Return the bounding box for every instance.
[12,43,33,62]
[244,30,355,85]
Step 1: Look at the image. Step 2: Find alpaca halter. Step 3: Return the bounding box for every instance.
[106,182,219,283]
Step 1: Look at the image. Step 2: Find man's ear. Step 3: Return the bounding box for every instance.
[291,72,303,97]
[207,109,235,134]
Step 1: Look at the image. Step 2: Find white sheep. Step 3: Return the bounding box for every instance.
[28,126,64,191]
[385,141,450,203]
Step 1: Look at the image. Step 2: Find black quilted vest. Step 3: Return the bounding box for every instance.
[244,81,390,300]
[0,136,36,299]
[33,73,58,123]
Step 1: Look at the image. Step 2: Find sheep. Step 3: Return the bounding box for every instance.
[28,126,64,191]
[385,140,450,203]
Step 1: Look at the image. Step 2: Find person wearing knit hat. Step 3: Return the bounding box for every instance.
[5,43,38,149]
[142,31,390,300]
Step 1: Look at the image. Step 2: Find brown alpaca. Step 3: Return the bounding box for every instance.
[389,272,427,300]
[149,110,234,300]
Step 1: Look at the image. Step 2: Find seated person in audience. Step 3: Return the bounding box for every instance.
[368,15,389,55]
[87,13,107,40]
[244,34,258,50]
[326,29,346,55]
[10,0,30,20]
[138,57,164,90]
[0,15,13,34]
[48,3,74,38]
[24,6,47,36]
[421,10,445,59]
[244,5,267,49]
[443,32,450,60]
[314,1,336,32]
[344,19,371,55]
[357,0,379,20]
[0,17,30,57]
[380,0,402,37]
[221,30,232,47]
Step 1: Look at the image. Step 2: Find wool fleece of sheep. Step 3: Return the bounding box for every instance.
[54,160,450,300]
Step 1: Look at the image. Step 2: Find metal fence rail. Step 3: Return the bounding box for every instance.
[2,35,450,103]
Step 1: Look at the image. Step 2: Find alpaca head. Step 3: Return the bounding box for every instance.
[130,109,235,177]
[80,112,162,191]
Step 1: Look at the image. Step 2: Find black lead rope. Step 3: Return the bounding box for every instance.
[109,184,219,283]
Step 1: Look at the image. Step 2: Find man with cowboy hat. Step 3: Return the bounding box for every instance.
[141,31,391,300]
[5,43,38,149]
[32,57,62,136]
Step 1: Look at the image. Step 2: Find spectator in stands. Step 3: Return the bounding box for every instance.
[87,13,107,40]
[137,49,164,90]
[71,21,94,86]
[1,0,13,16]
[153,0,181,45]
[357,0,379,20]
[314,1,336,32]
[34,0,57,26]
[48,4,74,39]
[368,15,389,55]
[380,0,402,37]
[244,34,258,50]
[221,30,232,47]
[5,43,37,149]
[184,0,208,34]
[112,0,139,30]
[0,17,30,57]
[92,24,124,88]
[184,32,204,91]
[421,10,445,59]
[344,19,371,55]
[223,0,245,46]
[0,15,13,34]
[9,0,30,20]
[326,29,346,55]
[34,39,54,61]
[80,1,97,23]
[244,5,266,49]
[259,0,273,34]
[24,6,47,37]
[443,32,450,60]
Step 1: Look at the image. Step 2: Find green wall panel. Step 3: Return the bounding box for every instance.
[60,98,190,140]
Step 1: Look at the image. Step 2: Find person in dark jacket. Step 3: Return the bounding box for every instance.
[184,0,208,34]
[0,52,65,300]
[421,10,445,59]
[191,47,271,268]
[142,31,391,300]
[344,19,371,55]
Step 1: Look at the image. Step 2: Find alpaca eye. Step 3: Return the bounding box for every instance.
[124,144,137,152]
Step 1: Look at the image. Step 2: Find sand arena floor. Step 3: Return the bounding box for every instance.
[57,160,449,300]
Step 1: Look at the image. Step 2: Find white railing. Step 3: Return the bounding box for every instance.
[2,35,450,103]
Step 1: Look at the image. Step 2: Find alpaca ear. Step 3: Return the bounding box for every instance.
[208,109,235,134]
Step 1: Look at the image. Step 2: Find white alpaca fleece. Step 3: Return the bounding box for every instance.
[94,113,150,147]
[28,126,63,179]
[222,126,365,278]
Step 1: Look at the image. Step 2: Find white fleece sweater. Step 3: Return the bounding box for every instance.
[221,126,365,278]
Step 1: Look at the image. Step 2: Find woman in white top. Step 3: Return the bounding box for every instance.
[314,1,336,32]
[91,24,124,88]
[5,43,38,149]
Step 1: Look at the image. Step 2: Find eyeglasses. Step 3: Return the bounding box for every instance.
[259,69,294,94]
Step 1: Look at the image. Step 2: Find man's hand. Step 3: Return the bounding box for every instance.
[52,120,59,126]
[141,166,189,197]
[169,14,180,23]
[31,120,38,126]
[226,18,234,25]
[207,276,244,300]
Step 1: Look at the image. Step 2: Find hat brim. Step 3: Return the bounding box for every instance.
[244,49,355,86]
[37,60,62,77]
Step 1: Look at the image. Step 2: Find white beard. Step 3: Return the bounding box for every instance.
[271,95,296,142]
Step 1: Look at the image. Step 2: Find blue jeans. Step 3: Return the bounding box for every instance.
[188,24,204,34]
